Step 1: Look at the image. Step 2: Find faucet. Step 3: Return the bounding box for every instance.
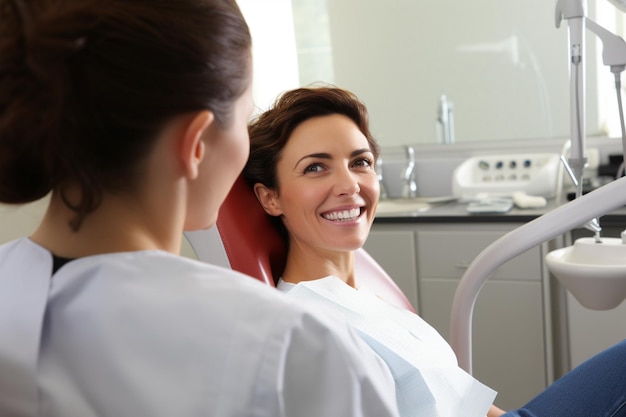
[402,145,418,198]
[436,95,455,145]
[376,157,388,199]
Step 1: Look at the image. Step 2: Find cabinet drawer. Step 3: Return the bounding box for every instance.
[416,230,541,281]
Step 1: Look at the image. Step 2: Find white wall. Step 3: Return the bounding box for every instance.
[238,0,300,114]
[324,0,602,146]
[0,197,49,245]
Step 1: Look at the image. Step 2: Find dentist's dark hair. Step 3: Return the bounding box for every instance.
[0,0,251,229]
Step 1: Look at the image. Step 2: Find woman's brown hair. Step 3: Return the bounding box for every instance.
[244,86,379,191]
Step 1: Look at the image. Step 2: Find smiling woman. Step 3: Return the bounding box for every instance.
[252,113,378,286]
[244,87,381,282]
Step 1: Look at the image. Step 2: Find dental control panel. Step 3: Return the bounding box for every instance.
[452,153,560,199]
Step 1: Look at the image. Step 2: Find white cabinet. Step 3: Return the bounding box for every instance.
[364,226,419,311]
[366,222,551,411]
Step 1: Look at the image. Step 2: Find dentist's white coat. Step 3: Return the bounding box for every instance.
[0,238,399,417]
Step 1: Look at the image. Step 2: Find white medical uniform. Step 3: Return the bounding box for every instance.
[0,238,400,417]
[277,276,497,417]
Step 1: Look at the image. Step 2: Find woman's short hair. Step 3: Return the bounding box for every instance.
[244,86,379,192]
[0,0,251,229]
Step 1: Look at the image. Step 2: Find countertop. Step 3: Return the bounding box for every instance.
[374,198,626,225]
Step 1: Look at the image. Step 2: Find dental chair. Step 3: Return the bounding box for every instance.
[185,175,415,312]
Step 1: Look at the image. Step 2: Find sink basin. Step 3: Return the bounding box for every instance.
[376,198,432,214]
[545,237,626,310]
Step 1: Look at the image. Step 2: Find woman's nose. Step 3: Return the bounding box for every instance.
[334,170,360,196]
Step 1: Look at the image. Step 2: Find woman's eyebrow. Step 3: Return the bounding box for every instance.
[351,148,372,157]
[294,149,373,169]
[294,153,331,168]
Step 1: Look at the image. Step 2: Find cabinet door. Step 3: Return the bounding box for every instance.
[421,278,546,410]
[364,227,419,311]
[417,227,547,411]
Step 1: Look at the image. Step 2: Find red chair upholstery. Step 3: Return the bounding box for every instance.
[216,175,285,286]
[216,174,415,312]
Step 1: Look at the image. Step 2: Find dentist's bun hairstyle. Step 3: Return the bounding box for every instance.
[0,0,251,229]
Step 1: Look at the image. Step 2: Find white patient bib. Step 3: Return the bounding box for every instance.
[279,276,497,417]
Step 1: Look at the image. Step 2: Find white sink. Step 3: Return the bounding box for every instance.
[376,198,431,214]
[545,237,626,310]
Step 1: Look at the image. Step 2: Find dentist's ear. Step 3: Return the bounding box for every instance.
[180,110,214,179]
[253,183,284,217]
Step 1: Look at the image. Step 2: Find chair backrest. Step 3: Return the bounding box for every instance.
[216,174,415,312]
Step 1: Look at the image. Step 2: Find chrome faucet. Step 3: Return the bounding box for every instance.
[436,95,455,145]
[402,145,418,198]
[376,157,388,199]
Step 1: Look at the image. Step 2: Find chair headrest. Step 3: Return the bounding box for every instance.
[216,175,285,286]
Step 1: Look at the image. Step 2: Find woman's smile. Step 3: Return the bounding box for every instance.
[321,206,364,222]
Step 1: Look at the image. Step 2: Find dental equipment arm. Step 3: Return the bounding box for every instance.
[555,0,626,238]
[608,0,626,14]
[556,0,626,175]
[450,175,626,373]
[585,18,626,158]
[555,0,587,193]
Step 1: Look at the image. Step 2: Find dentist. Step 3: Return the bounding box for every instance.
[0,2,400,416]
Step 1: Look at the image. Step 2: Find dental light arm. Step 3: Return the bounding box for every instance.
[556,0,586,191]
[607,0,626,14]
[450,176,626,373]
[586,19,626,70]
[555,0,626,187]
[586,18,626,161]
[555,0,626,239]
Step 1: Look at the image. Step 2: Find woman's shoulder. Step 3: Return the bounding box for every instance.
[63,249,279,299]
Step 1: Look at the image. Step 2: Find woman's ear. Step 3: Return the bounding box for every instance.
[253,183,283,216]
[180,110,214,179]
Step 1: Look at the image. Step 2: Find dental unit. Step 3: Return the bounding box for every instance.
[451,0,626,374]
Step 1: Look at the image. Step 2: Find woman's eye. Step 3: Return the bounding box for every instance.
[353,158,373,168]
[304,163,324,173]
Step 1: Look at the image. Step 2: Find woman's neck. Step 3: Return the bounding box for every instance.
[281,244,356,288]
[30,188,184,258]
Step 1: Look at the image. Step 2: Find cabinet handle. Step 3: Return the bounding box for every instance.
[455,263,470,269]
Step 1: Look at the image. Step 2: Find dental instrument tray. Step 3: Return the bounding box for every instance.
[452,153,560,199]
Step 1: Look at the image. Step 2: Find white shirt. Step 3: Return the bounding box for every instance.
[277,276,497,417]
[0,238,400,417]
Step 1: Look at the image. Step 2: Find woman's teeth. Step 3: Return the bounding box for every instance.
[322,208,361,221]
